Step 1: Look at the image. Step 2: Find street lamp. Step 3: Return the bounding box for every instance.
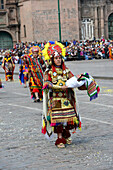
[58,0,61,42]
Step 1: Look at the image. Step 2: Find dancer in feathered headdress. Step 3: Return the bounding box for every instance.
[2,50,15,81]
[42,41,81,148]
[27,46,46,102]
[19,48,29,88]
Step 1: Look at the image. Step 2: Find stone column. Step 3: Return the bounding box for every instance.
[94,6,98,39]
[15,26,19,43]
[16,31,19,43]
[100,6,104,37]
[81,26,83,40]
[85,20,88,39]
[104,5,108,39]
[84,24,85,40]
[91,20,94,40]
[89,22,91,39]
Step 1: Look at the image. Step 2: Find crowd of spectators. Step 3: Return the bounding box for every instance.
[0,41,46,64]
[0,38,113,65]
[63,39,113,61]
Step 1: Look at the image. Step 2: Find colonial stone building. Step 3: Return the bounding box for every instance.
[79,0,113,41]
[0,0,19,48]
[0,0,113,48]
[18,0,79,43]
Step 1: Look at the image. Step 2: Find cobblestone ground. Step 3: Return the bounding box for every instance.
[0,60,113,170]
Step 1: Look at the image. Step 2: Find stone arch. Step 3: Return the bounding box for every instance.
[0,30,13,49]
[108,13,113,40]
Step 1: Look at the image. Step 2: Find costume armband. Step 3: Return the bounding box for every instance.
[52,85,62,89]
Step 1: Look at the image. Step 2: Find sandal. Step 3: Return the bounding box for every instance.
[57,143,65,148]
[34,99,37,102]
[34,98,40,102]
[37,99,40,102]
[55,137,66,148]
[66,137,72,145]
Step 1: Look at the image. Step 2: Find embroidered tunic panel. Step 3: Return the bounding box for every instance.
[28,55,44,89]
[44,66,77,124]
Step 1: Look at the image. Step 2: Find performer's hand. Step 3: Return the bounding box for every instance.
[49,84,53,88]
[61,85,68,90]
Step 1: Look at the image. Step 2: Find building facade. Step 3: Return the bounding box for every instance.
[0,0,19,49]
[0,0,113,48]
[79,0,113,41]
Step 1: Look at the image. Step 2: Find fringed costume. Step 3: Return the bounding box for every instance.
[2,53,15,81]
[43,64,81,131]
[19,55,28,86]
[42,41,81,147]
[19,58,24,84]
[42,41,100,148]
[66,73,100,101]
[27,46,45,101]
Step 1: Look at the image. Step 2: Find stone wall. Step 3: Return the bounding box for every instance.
[1,0,113,45]
[0,0,19,46]
[20,0,79,42]
[19,0,33,42]
[79,0,113,39]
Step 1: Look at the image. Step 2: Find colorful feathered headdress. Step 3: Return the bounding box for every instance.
[42,41,66,61]
[29,46,42,56]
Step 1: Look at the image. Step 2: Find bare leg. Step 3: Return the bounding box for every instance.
[35,92,39,99]
[24,79,27,88]
[24,74,27,87]
[34,92,40,102]
[57,133,62,138]
[55,133,66,148]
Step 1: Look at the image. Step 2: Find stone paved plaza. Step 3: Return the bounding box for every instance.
[0,59,113,170]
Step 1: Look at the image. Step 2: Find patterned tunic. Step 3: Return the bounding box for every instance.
[19,55,28,84]
[27,54,45,99]
[44,65,78,125]
[2,56,15,81]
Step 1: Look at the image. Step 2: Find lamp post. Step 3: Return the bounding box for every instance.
[58,0,61,42]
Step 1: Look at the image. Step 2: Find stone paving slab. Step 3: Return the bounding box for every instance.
[65,59,113,79]
[1,59,113,79]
